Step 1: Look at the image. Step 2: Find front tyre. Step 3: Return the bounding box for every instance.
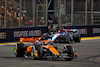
[14,43,25,57]
[64,46,74,61]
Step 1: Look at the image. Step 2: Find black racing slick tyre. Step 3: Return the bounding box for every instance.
[64,46,74,61]
[67,46,74,57]
[73,34,81,42]
[14,43,25,57]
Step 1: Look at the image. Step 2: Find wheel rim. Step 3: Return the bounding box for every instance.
[68,37,70,43]
[14,45,17,56]
[31,47,35,59]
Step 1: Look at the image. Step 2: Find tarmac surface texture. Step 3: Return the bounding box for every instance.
[0,39,100,67]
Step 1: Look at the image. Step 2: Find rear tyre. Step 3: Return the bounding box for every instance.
[73,34,81,42]
[14,43,25,57]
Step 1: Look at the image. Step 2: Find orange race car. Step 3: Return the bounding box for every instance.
[14,36,77,60]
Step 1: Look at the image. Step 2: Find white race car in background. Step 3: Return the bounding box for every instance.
[50,29,81,43]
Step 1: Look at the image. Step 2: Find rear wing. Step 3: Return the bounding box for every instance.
[20,37,39,43]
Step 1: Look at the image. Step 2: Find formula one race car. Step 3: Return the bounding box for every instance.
[14,38,77,60]
[51,29,81,43]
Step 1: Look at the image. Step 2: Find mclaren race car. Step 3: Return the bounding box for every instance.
[51,29,81,43]
[14,37,77,60]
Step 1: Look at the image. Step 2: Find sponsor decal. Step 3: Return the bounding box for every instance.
[72,29,87,35]
[93,28,100,34]
[0,32,7,39]
[14,31,28,37]
[80,28,87,35]
[13,30,42,37]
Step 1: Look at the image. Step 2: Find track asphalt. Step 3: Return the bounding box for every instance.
[0,36,100,45]
[0,36,100,67]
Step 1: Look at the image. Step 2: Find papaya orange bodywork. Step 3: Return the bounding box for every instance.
[20,37,39,43]
[40,40,50,44]
[74,51,77,55]
[45,45,60,56]
[34,50,38,57]
[27,46,32,52]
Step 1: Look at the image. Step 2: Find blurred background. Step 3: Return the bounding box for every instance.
[0,0,100,28]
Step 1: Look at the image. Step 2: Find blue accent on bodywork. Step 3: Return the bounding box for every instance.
[52,33,65,41]
[69,34,73,40]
